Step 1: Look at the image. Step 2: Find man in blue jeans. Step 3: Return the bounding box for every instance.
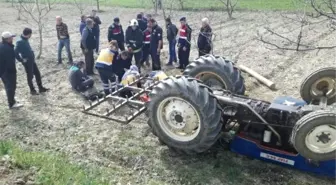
[165,17,178,65]
[56,16,73,64]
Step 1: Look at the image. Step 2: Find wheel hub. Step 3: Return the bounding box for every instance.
[168,111,185,129]
[157,97,201,142]
[311,77,336,98]
[305,124,336,153]
[316,132,331,144]
[195,72,227,89]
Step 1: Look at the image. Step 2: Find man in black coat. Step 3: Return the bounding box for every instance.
[125,19,144,72]
[15,28,49,95]
[88,10,102,53]
[197,18,213,57]
[81,18,97,75]
[165,17,178,65]
[148,18,163,70]
[136,14,147,32]
[108,17,125,51]
[0,31,23,109]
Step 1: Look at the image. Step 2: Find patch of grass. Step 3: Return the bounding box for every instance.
[0,140,117,185]
[55,0,302,11]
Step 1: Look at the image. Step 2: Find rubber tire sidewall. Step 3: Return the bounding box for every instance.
[293,111,336,161]
[149,92,208,149]
[300,68,336,105]
[185,65,234,92]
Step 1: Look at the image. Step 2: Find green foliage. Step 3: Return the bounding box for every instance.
[0,140,112,185]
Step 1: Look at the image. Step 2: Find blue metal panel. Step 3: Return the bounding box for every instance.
[230,136,335,177]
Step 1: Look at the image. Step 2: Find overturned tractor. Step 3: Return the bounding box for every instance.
[83,55,336,177]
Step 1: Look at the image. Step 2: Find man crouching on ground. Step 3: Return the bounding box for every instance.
[69,61,94,92]
[95,40,119,95]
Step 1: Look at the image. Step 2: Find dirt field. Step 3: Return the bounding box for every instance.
[0,2,335,185]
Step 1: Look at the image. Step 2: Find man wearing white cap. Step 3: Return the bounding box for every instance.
[0,31,23,109]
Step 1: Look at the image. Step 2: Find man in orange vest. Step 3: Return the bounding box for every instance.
[177,17,192,71]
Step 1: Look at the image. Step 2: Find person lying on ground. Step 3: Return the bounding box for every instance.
[113,50,131,83]
[95,40,119,95]
[68,61,94,92]
[15,28,50,95]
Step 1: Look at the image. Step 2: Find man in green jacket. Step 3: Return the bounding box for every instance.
[15,28,49,95]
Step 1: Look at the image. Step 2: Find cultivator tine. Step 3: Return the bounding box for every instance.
[82,76,158,124]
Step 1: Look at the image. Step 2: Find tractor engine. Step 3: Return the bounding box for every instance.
[216,91,304,151]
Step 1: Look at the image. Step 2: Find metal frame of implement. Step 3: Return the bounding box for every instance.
[82,77,158,124]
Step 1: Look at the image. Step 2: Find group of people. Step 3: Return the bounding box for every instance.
[0,29,50,109]
[0,9,213,109]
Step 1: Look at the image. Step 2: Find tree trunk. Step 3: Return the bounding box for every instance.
[37,25,43,59]
[96,0,100,11]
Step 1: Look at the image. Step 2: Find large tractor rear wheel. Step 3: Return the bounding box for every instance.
[183,55,245,95]
[300,67,336,105]
[291,110,336,161]
[147,76,222,154]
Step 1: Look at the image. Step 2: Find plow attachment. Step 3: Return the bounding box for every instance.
[82,77,158,124]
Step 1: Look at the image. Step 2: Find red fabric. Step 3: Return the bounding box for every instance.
[112,27,121,34]
[140,95,150,102]
[144,30,151,42]
[179,25,187,38]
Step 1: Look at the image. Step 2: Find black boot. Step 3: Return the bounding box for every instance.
[31,89,39,95]
[39,86,50,93]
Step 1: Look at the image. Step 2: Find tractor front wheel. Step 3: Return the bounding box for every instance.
[147,76,222,154]
[291,110,336,161]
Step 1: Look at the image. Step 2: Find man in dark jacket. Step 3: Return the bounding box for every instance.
[177,17,192,71]
[69,61,94,92]
[113,51,131,83]
[81,18,97,75]
[142,26,151,67]
[197,18,212,57]
[165,17,178,65]
[136,14,147,32]
[125,19,144,72]
[148,18,163,70]
[0,31,23,109]
[79,15,86,35]
[88,10,101,53]
[15,28,49,95]
[108,17,125,51]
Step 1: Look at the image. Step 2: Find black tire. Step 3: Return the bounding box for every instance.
[291,110,336,161]
[183,54,245,95]
[300,67,336,105]
[147,76,222,154]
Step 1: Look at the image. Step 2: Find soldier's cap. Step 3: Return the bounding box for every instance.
[1,31,16,39]
[180,17,186,21]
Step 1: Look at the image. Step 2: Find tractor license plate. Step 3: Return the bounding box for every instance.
[260,152,295,166]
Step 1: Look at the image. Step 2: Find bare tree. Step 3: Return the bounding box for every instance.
[96,0,100,12]
[17,0,56,59]
[309,0,336,20]
[219,0,238,19]
[258,0,336,52]
[73,0,87,14]
[177,0,185,10]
